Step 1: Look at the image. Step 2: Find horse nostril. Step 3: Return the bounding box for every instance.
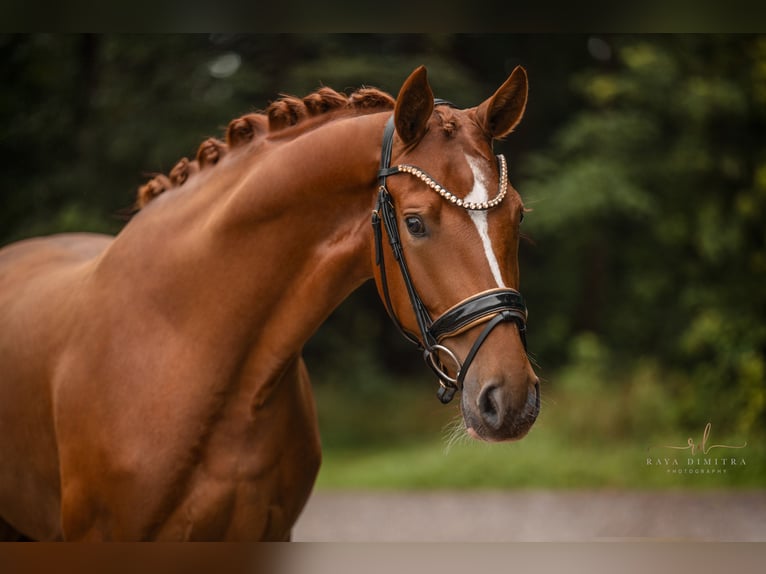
[478,383,503,430]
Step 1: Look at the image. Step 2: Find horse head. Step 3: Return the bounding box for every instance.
[373,66,539,442]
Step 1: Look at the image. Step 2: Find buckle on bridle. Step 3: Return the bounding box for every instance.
[436,384,458,404]
[424,344,461,382]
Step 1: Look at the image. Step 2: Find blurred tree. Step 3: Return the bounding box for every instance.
[520,35,766,434]
[4,34,582,382]
[1,34,589,244]
[10,35,759,436]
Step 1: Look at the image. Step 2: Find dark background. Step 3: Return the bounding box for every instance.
[1,34,764,440]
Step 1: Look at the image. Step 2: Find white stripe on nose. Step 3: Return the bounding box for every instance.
[464,155,506,288]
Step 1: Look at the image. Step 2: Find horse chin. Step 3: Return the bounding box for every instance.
[465,427,483,441]
[464,421,534,443]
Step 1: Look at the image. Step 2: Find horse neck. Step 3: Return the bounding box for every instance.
[213,110,386,321]
[103,111,388,384]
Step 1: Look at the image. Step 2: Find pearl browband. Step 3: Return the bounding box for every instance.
[393,154,508,211]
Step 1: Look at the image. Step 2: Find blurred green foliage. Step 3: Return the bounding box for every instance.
[520,35,766,438]
[1,35,763,487]
[314,375,762,489]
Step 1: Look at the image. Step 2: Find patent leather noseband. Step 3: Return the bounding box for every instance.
[372,104,529,404]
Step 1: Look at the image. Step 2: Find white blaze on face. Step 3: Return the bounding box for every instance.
[464,155,506,288]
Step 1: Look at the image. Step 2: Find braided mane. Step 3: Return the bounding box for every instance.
[135,86,395,209]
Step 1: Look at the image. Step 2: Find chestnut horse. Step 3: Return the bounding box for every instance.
[0,66,539,541]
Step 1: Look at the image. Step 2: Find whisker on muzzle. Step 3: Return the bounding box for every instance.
[442,414,470,454]
[526,351,541,370]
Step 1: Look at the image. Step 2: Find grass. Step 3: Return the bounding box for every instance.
[311,377,765,490]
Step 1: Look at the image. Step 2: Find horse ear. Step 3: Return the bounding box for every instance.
[475,66,528,139]
[394,66,434,146]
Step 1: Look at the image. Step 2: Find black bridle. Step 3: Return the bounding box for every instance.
[372,103,529,404]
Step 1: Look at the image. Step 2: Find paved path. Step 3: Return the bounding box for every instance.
[293,490,766,541]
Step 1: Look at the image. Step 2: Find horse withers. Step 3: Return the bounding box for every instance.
[0,65,538,540]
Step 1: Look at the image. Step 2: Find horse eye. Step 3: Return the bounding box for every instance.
[404,215,427,237]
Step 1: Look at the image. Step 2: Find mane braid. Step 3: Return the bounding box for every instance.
[133,86,395,211]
